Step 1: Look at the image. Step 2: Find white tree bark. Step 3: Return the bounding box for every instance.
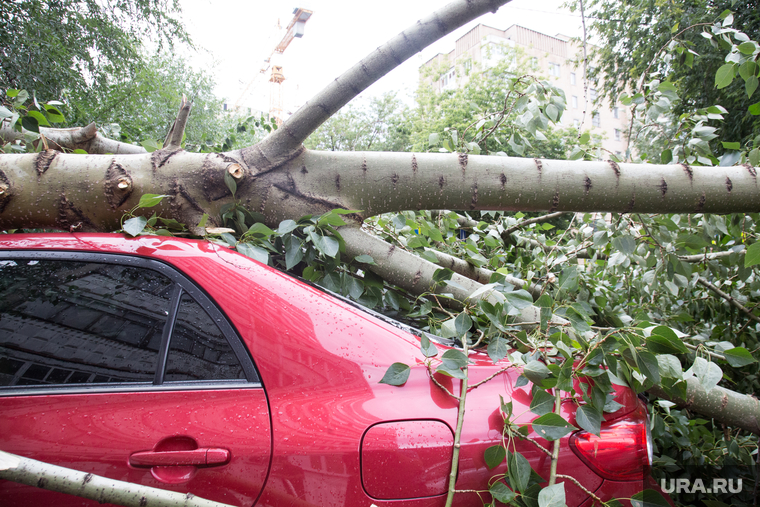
[0,451,234,507]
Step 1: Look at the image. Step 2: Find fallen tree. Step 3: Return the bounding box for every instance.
[1,0,759,505]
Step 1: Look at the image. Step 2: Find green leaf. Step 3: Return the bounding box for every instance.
[441,349,468,368]
[487,336,508,363]
[722,141,741,150]
[246,222,275,237]
[738,41,757,55]
[723,347,757,367]
[747,75,759,98]
[529,388,555,416]
[197,214,209,229]
[285,237,304,270]
[504,290,534,309]
[715,63,736,89]
[489,482,516,503]
[221,232,237,247]
[379,363,410,386]
[454,312,472,337]
[523,360,551,384]
[631,489,672,507]
[433,268,454,283]
[538,483,566,507]
[750,148,760,167]
[277,219,298,234]
[745,242,760,267]
[613,235,636,255]
[123,216,148,237]
[420,334,438,358]
[576,405,602,436]
[236,242,269,264]
[21,115,39,133]
[558,266,578,292]
[428,132,440,146]
[637,350,661,385]
[26,110,50,127]
[137,194,168,208]
[484,445,506,469]
[354,254,376,265]
[224,170,237,197]
[531,413,577,441]
[750,103,760,116]
[507,450,531,492]
[692,357,722,393]
[0,105,13,119]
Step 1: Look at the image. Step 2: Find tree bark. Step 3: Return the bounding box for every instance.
[648,378,760,435]
[0,451,234,507]
[0,123,147,154]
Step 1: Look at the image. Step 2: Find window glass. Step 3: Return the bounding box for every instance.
[0,260,172,386]
[164,292,245,381]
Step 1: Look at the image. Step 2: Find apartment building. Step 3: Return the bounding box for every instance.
[420,24,629,158]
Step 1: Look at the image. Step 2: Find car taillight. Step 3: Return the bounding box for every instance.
[569,403,653,481]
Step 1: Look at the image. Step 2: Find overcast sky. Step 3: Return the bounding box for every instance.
[178,0,583,114]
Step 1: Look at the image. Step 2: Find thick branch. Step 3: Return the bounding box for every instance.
[1,122,147,154]
[293,151,760,217]
[244,0,511,171]
[648,378,760,435]
[0,451,233,507]
[164,95,192,151]
[424,247,542,299]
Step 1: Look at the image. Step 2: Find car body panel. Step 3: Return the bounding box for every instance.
[0,234,660,506]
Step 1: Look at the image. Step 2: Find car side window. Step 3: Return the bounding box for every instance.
[0,259,170,386]
[164,292,245,381]
[0,256,254,390]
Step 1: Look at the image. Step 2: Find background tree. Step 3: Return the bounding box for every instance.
[0,0,188,101]
[576,0,760,153]
[304,92,412,152]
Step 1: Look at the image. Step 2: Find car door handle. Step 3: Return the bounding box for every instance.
[129,448,231,467]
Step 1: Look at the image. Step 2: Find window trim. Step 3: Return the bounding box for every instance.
[0,250,260,395]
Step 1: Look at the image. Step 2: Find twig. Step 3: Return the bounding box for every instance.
[502,212,568,237]
[555,474,604,504]
[444,333,471,507]
[697,277,760,327]
[548,389,562,486]
[426,362,460,401]
[516,433,553,457]
[679,250,742,263]
[469,366,512,390]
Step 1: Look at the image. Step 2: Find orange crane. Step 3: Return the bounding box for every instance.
[233,7,313,125]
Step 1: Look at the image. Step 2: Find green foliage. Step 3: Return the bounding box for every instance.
[0,88,67,153]
[0,0,188,102]
[412,48,591,159]
[577,0,760,156]
[304,92,412,152]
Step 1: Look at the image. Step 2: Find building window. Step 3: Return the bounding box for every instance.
[614,128,621,141]
[463,60,472,72]
[530,57,538,69]
[572,96,578,109]
[570,72,576,85]
[613,107,619,119]
[573,119,580,128]
[590,88,598,101]
[549,62,560,77]
[592,112,601,127]
[441,68,456,90]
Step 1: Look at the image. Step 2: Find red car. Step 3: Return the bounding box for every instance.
[0,234,657,506]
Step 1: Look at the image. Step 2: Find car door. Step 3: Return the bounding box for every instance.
[0,252,271,506]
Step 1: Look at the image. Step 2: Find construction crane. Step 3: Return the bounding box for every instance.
[233,7,313,125]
